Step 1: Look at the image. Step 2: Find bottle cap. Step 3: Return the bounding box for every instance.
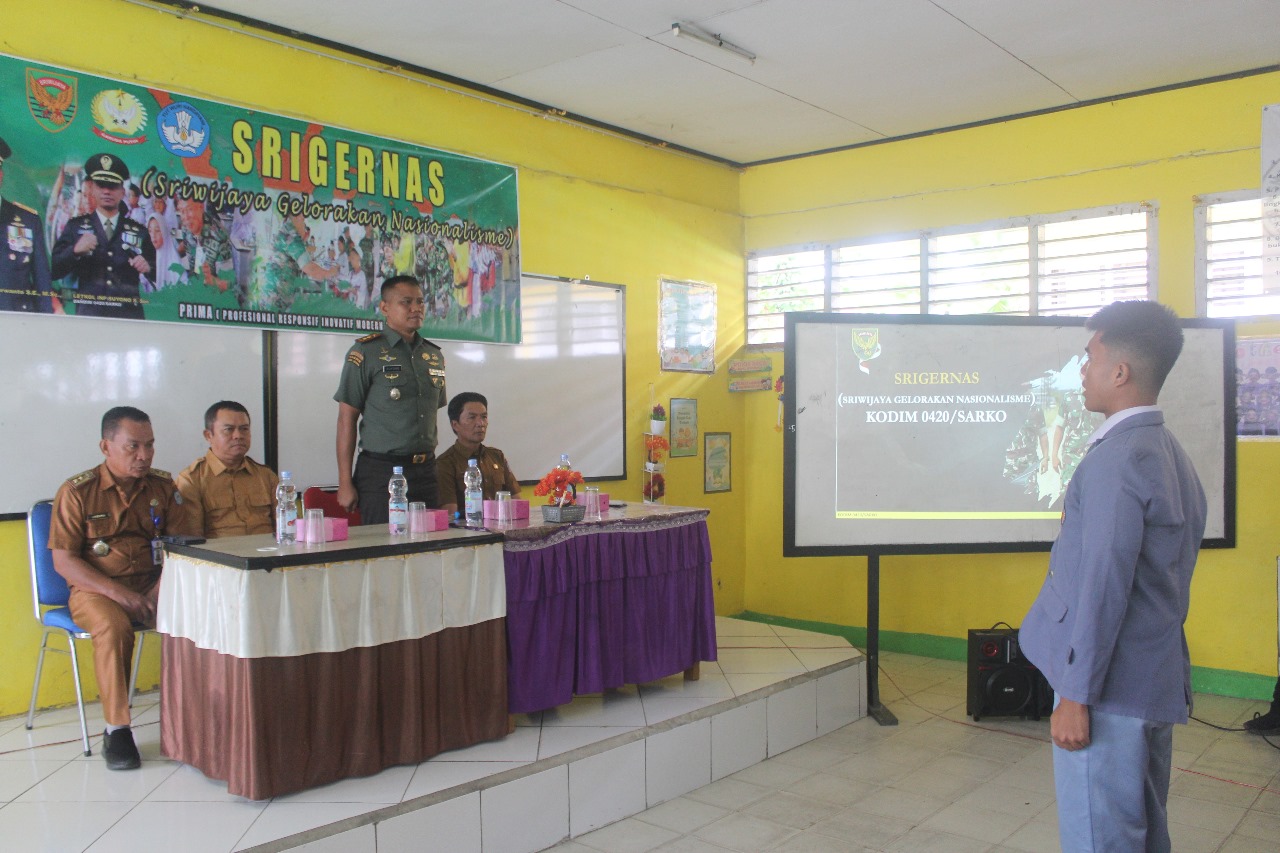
[281,471,291,478]
[468,458,478,466]
[393,466,404,474]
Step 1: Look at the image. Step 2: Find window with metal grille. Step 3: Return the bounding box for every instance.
[1196,192,1274,318]
[746,205,1154,346]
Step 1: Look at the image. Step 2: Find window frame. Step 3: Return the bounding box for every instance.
[746,203,1157,349]
[1194,188,1272,319]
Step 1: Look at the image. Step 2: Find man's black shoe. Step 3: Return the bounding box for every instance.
[102,727,141,770]
[1243,708,1280,734]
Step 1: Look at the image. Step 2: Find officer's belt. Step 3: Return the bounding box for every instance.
[361,449,433,465]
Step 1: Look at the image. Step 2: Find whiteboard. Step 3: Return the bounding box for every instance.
[275,274,626,492]
[0,313,263,516]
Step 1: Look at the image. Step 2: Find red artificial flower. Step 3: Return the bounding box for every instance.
[532,467,586,505]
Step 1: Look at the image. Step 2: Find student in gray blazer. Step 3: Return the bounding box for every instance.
[1020,300,1207,853]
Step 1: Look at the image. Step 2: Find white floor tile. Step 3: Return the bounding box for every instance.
[541,691,647,728]
[85,800,266,853]
[271,763,415,804]
[233,801,381,850]
[716,648,807,675]
[0,757,69,802]
[646,719,712,807]
[568,740,646,836]
[480,765,569,853]
[539,725,640,759]
[0,800,134,853]
[14,758,178,802]
[143,763,253,804]
[767,682,817,757]
[637,674,735,700]
[711,700,767,781]
[402,759,529,800]
[433,724,541,762]
[642,696,720,725]
[378,790,480,853]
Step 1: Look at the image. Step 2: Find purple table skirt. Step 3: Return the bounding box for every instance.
[504,509,718,714]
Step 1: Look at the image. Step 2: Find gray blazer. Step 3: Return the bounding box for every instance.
[1020,410,1207,724]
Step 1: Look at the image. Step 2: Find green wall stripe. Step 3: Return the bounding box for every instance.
[733,611,1275,701]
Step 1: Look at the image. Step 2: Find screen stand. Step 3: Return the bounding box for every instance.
[866,552,898,726]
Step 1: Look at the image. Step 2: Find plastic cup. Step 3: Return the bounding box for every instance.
[583,486,602,522]
[495,491,512,523]
[408,501,429,535]
[304,508,326,544]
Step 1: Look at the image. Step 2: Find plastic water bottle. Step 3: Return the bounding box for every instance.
[558,453,572,470]
[388,466,409,535]
[464,458,483,527]
[275,471,297,544]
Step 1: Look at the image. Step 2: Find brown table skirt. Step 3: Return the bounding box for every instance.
[160,618,509,800]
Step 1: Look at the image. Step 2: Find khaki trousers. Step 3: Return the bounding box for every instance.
[67,578,157,727]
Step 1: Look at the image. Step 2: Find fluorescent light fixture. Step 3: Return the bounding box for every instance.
[671,21,756,64]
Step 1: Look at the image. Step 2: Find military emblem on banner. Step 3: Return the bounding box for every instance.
[851,328,881,374]
[91,89,148,144]
[26,68,78,132]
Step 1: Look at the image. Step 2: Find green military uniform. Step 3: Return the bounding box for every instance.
[176,215,232,286]
[251,218,310,311]
[334,322,446,520]
[421,237,452,318]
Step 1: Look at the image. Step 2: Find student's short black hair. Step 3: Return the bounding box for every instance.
[448,392,488,424]
[101,406,150,439]
[1086,300,1183,393]
[204,400,250,432]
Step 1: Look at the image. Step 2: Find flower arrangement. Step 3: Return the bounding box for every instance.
[532,466,585,506]
[651,404,667,421]
[642,472,666,501]
[645,434,670,464]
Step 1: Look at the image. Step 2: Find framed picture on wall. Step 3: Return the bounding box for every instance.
[1236,336,1280,439]
[670,398,698,458]
[704,432,731,492]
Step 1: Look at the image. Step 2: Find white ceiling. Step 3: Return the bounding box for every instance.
[189,0,1280,165]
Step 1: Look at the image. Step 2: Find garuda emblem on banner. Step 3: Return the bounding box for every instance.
[27,68,77,133]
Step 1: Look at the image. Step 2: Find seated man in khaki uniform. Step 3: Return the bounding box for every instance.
[177,401,278,538]
[436,391,521,516]
[49,406,194,770]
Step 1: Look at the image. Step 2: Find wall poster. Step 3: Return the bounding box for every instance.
[1236,335,1280,438]
[669,397,697,458]
[1,54,521,342]
[659,278,716,372]
[704,432,731,492]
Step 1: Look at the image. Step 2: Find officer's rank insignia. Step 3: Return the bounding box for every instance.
[347,351,364,367]
[27,68,77,133]
[356,332,380,343]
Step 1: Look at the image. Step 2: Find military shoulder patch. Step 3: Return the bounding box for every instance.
[11,200,37,215]
[347,351,364,367]
[149,468,172,480]
[69,468,98,487]
[356,332,382,344]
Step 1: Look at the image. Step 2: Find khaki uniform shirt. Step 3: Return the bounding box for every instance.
[436,442,521,510]
[48,463,193,589]
[333,323,446,455]
[177,450,279,538]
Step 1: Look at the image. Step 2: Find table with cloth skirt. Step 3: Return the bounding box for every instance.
[501,504,718,714]
[157,526,508,800]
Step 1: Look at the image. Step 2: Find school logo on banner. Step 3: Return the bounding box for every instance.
[90,89,148,144]
[157,102,210,157]
[26,68,77,132]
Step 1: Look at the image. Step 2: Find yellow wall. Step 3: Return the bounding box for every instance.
[0,0,747,717]
[5,0,1276,718]
[740,72,1280,682]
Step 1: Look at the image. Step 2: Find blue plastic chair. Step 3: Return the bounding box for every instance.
[25,500,149,756]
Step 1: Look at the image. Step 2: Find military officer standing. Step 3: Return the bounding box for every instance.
[335,275,446,523]
[51,153,155,320]
[0,135,54,313]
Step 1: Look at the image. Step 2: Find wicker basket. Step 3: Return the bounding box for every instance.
[541,503,586,523]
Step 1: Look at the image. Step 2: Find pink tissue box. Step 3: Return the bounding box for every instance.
[294,516,349,542]
[589,492,610,512]
[483,498,530,519]
[420,509,450,531]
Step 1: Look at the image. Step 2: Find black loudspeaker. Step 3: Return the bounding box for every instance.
[966,628,1052,721]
